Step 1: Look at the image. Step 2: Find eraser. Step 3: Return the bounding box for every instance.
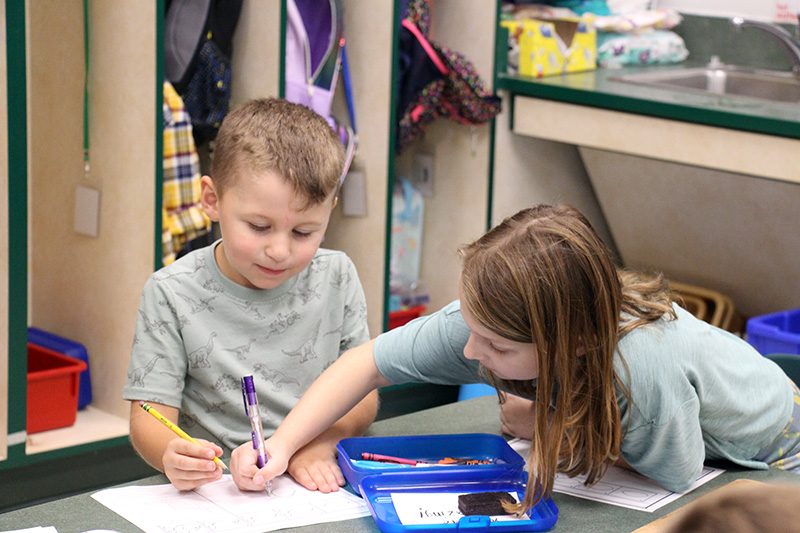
[458,491,515,516]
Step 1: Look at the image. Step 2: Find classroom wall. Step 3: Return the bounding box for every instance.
[654,0,800,22]
[323,2,395,336]
[582,149,800,318]
[230,1,281,104]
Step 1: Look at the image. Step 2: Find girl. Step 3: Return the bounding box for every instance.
[242,204,798,517]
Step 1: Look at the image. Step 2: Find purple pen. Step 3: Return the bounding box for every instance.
[242,375,271,494]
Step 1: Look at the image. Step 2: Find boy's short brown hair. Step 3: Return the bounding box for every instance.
[210,98,345,208]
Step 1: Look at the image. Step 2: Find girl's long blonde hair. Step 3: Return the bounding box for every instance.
[459,204,674,516]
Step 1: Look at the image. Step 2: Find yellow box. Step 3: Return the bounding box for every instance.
[503,16,596,78]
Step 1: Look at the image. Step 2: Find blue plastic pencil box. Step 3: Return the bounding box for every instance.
[337,433,558,532]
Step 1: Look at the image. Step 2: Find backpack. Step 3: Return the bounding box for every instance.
[164,0,243,145]
[396,0,501,152]
[285,0,357,184]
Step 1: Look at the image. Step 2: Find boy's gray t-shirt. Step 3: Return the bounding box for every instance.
[374,300,793,492]
[123,242,369,452]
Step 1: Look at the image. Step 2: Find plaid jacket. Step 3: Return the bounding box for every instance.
[162,81,211,265]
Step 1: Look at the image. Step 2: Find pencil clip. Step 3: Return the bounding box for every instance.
[241,377,251,417]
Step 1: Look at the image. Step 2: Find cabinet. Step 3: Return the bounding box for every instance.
[2,2,161,470]
[1,0,501,487]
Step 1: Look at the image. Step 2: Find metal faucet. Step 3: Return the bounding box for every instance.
[731,16,800,77]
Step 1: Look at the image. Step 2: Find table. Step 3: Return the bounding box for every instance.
[3,395,799,532]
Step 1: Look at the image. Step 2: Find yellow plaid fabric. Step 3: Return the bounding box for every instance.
[162,81,211,265]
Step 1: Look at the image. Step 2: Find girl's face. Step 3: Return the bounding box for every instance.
[459,286,539,381]
[201,171,334,290]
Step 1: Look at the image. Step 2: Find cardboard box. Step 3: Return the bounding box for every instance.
[503,16,596,78]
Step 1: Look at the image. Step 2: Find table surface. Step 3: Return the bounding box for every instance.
[3,395,799,533]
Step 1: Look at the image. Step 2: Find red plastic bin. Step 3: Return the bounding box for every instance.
[388,305,426,330]
[27,343,87,434]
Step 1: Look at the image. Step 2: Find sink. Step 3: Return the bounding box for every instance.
[611,67,800,104]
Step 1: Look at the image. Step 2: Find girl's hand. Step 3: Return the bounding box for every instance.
[287,439,345,493]
[232,439,290,492]
[162,437,224,491]
[231,441,266,491]
[499,393,536,440]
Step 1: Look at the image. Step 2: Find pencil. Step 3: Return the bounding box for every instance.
[139,401,228,470]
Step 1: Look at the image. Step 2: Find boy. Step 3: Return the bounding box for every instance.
[124,98,377,493]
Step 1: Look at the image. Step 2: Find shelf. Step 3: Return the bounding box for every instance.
[25,406,128,455]
[511,95,800,184]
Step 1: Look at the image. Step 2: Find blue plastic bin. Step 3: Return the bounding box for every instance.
[28,327,92,409]
[458,383,496,401]
[746,308,800,356]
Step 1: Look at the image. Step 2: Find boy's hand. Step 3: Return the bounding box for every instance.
[499,393,536,440]
[162,437,224,491]
[287,439,345,493]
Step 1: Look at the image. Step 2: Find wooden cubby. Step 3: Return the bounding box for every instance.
[1,2,160,465]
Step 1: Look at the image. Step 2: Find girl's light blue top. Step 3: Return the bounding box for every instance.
[374,300,793,492]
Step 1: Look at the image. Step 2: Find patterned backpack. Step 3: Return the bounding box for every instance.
[396,0,501,152]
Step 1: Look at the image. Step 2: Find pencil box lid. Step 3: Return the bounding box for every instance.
[357,468,558,533]
[337,433,526,496]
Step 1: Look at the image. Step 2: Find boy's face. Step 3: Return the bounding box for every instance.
[200,170,335,290]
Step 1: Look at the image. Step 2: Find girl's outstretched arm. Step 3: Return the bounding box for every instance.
[255,339,392,486]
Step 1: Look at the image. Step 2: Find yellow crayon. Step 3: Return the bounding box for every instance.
[139,401,228,470]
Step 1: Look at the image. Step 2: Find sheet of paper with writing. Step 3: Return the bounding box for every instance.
[91,474,370,533]
[0,526,58,533]
[390,492,524,526]
[508,438,724,512]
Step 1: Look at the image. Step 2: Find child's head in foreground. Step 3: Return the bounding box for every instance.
[459,203,672,514]
[665,481,800,533]
[200,98,345,290]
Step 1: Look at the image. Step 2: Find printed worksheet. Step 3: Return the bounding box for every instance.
[91,474,370,533]
[1,529,59,533]
[508,438,724,512]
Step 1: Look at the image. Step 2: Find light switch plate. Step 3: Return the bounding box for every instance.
[74,185,101,237]
[341,170,367,217]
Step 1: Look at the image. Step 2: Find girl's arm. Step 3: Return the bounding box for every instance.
[285,389,379,492]
[255,339,392,485]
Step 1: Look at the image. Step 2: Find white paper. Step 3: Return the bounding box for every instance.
[508,438,725,512]
[91,474,370,533]
[1,529,59,533]
[390,492,525,526]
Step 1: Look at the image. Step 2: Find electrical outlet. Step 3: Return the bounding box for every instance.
[413,153,434,196]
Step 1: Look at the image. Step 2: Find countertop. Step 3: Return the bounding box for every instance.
[496,62,800,140]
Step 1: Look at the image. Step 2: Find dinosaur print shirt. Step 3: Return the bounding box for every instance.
[123,241,369,453]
